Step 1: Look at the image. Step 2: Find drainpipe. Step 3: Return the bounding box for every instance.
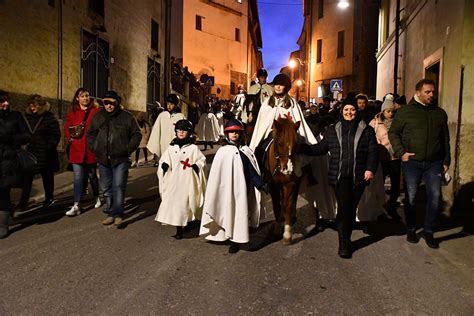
[164,0,172,99]
[453,65,464,194]
[393,0,400,94]
[57,0,63,118]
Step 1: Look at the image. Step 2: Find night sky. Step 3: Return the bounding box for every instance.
[258,0,303,81]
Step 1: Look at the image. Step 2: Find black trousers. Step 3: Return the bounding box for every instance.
[20,170,55,204]
[0,187,12,213]
[334,178,365,239]
[381,159,401,205]
[135,148,148,162]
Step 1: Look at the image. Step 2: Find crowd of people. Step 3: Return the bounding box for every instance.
[0,73,450,259]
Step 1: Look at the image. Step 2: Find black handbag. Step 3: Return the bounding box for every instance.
[17,148,37,173]
[68,109,90,139]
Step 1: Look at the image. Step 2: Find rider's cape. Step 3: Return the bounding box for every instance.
[249,95,318,151]
[199,145,263,243]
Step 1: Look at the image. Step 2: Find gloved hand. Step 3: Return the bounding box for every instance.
[257,182,270,194]
[161,162,169,174]
[191,164,199,174]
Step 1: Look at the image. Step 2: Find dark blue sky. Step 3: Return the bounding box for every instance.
[258,0,303,81]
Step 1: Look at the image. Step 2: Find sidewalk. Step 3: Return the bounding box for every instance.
[10,145,220,207]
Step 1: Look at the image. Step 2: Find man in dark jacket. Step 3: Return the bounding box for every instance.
[0,90,30,238]
[388,79,450,249]
[87,91,141,226]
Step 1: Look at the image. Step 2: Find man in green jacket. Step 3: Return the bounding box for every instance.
[389,79,450,249]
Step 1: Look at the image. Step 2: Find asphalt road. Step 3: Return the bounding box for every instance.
[1,160,474,314]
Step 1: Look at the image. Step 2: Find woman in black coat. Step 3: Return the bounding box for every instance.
[300,98,378,258]
[0,90,30,238]
[18,95,61,209]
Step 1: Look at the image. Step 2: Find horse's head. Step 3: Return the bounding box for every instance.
[271,118,301,176]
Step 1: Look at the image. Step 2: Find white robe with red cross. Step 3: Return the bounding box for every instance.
[196,113,220,142]
[249,95,317,151]
[147,111,185,157]
[199,145,264,244]
[155,143,207,226]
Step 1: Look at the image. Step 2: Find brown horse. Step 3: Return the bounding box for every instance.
[264,118,301,245]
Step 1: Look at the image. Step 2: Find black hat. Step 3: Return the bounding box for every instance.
[224,119,245,133]
[395,95,407,105]
[175,119,194,133]
[166,94,179,106]
[271,73,291,90]
[257,68,268,78]
[341,97,358,111]
[103,90,121,103]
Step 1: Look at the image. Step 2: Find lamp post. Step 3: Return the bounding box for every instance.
[289,58,306,101]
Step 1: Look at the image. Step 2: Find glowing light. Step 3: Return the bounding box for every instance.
[338,0,349,9]
[288,59,297,69]
[296,79,303,87]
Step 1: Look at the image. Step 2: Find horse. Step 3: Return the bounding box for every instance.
[263,117,302,245]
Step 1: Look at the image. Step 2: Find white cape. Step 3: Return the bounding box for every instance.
[249,96,317,151]
[155,143,207,226]
[199,145,263,243]
[147,111,185,157]
[196,113,220,142]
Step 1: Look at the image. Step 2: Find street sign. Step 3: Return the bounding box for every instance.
[330,79,343,92]
[205,76,215,87]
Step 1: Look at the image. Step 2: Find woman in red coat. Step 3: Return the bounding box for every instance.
[64,88,101,216]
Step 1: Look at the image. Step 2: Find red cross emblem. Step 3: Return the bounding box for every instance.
[180,158,192,170]
[282,111,293,121]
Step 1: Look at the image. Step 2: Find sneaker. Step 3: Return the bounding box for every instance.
[102,216,114,225]
[94,197,102,209]
[114,217,123,226]
[65,204,81,217]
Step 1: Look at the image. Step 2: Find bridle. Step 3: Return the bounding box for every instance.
[271,140,294,176]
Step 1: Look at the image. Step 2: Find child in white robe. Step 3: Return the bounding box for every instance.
[155,119,207,239]
[200,120,268,253]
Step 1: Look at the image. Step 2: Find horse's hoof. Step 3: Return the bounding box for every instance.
[282,238,292,246]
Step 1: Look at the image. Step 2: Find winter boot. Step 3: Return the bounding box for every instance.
[0,211,10,239]
[337,223,352,259]
[174,226,184,240]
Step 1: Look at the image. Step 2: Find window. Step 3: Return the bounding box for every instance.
[151,19,159,51]
[235,28,240,42]
[196,15,202,31]
[81,29,110,98]
[147,58,161,111]
[316,39,322,63]
[318,0,324,19]
[337,31,345,57]
[48,0,55,7]
[89,0,104,16]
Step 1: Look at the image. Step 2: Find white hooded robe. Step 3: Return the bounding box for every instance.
[199,145,262,243]
[147,111,185,157]
[155,143,207,226]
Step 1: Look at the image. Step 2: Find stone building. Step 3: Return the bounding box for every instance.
[0,0,170,115]
[298,0,379,101]
[170,0,263,99]
[376,0,474,207]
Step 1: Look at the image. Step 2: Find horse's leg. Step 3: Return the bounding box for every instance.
[269,183,283,239]
[282,180,301,245]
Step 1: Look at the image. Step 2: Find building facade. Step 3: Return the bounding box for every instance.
[0,0,170,115]
[170,0,263,99]
[299,0,379,101]
[376,0,474,205]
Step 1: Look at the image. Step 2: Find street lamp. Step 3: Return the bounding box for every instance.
[338,0,349,9]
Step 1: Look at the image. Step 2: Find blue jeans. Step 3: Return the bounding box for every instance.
[98,162,129,218]
[401,160,443,233]
[72,164,100,203]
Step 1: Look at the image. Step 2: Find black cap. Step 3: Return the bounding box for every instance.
[395,95,407,105]
[257,68,268,78]
[166,94,179,106]
[271,73,291,90]
[103,90,121,103]
[175,119,194,133]
[342,97,358,111]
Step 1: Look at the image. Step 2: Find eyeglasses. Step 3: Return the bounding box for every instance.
[103,100,116,106]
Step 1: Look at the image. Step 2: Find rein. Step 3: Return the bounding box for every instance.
[271,140,294,176]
